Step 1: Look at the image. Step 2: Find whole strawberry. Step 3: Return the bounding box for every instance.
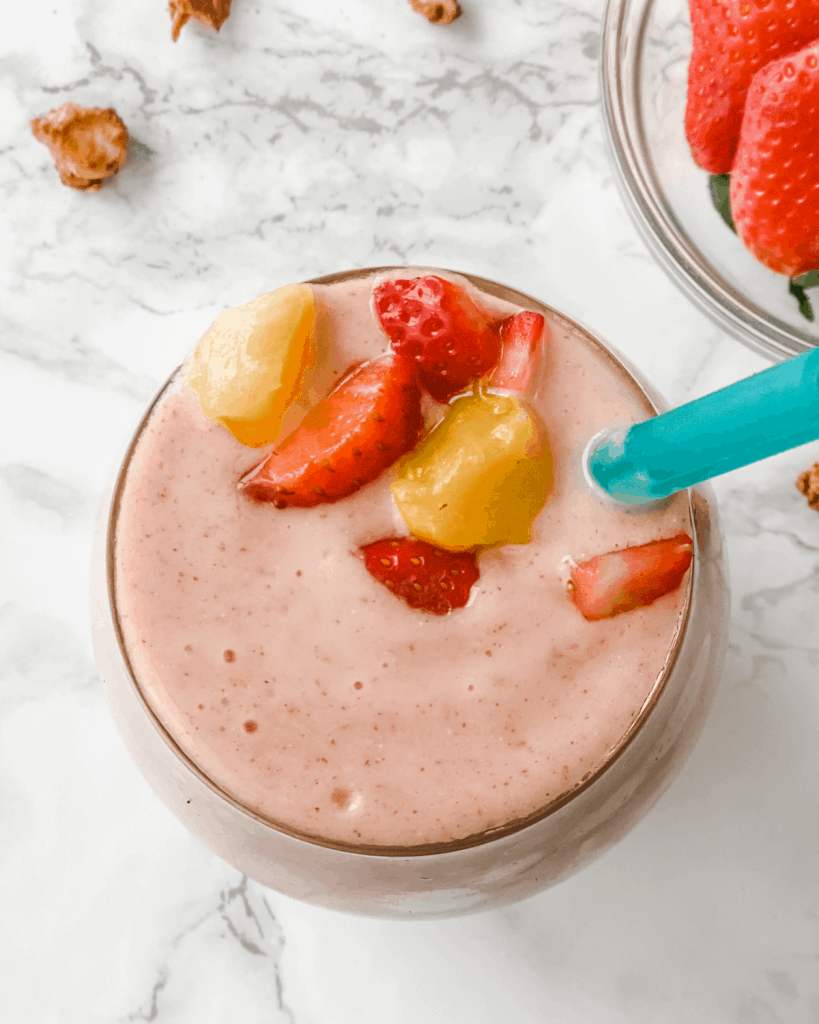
[373,276,501,403]
[360,537,479,615]
[730,40,819,277]
[686,0,819,174]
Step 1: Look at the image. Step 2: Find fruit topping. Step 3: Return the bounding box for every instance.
[239,353,423,507]
[567,533,694,621]
[361,537,479,615]
[170,0,233,41]
[730,40,819,278]
[685,0,819,174]
[31,103,128,191]
[186,284,315,448]
[409,0,462,24]
[373,275,502,403]
[391,307,550,550]
[391,391,551,551]
[797,458,819,510]
[491,311,547,393]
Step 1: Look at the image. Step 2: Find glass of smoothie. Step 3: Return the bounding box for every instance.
[90,267,728,918]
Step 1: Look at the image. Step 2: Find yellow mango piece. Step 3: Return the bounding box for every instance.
[391,391,552,551]
[186,283,315,447]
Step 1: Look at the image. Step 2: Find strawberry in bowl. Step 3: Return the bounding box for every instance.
[685,1,819,321]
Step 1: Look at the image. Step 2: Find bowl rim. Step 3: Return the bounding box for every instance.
[600,0,818,363]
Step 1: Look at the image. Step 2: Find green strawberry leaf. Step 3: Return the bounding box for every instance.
[789,279,815,322]
[793,270,819,290]
[708,174,736,234]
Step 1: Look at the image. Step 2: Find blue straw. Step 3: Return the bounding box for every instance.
[585,348,819,506]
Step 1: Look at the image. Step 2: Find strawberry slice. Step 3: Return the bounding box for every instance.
[372,275,502,403]
[568,533,693,622]
[239,353,423,507]
[361,537,479,615]
[685,0,819,174]
[490,311,547,393]
[730,40,819,278]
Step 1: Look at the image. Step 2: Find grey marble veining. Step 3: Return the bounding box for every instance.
[2,1,818,1022]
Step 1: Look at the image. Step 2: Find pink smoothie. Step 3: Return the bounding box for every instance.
[114,271,692,850]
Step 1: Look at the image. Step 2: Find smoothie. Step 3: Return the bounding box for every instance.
[112,269,692,852]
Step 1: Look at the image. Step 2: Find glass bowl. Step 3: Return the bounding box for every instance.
[601,0,819,362]
[91,268,728,918]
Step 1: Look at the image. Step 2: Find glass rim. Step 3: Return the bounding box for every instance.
[600,0,817,363]
[105,265,695,859]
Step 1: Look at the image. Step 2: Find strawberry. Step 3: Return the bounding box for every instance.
[567,533,693,622]
[361,537,479,615]
[490,311,547,393]
[372,275,502,403]
[730,39,819,277]
[685,0,819,174]
[239,353,423,507]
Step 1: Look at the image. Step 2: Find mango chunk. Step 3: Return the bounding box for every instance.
[391,391,552,551]
[186,283,315,447]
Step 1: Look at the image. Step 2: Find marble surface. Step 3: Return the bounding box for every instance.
[2,0,818,1021]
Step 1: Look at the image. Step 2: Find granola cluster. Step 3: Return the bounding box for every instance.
[409,0,462,24]
[30,103,128,191]
[169,0,233,42]
[796,461,819,510]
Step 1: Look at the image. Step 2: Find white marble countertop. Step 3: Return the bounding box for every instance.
[2,1,818,1020]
